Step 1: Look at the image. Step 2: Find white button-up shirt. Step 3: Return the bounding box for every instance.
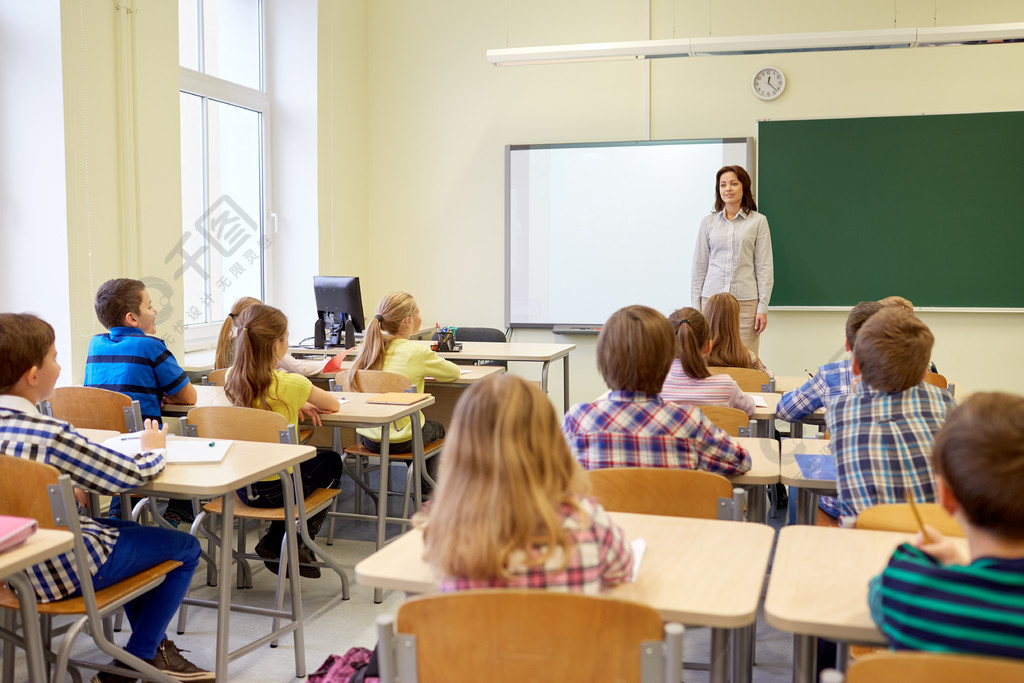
[691,207,774,314]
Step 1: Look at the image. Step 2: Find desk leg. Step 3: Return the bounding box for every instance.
[6,573,45,683]
[747,485,767,525]
[796,489,819,525]
[540,360,550,395]
[375,425,391,604]
[793,634,817,683]
[278,468,306,677]
[710,628,729,683]
[791,422,804,438]
[732,624,754,683]
[215,492,234,683]
[562,354,570,413]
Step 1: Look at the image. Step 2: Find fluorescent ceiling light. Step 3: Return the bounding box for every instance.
[487,23,1024,65]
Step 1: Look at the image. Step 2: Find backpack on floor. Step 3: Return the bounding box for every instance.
[309,647,377,683]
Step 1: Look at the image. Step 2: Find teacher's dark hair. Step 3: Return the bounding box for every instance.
[713,165,757,214]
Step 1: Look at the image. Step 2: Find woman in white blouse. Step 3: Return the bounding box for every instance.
[691,165,774,354]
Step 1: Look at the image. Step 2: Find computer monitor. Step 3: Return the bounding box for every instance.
[313,275,365,346]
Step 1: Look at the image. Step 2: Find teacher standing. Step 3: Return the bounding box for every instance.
[691,165,774,354]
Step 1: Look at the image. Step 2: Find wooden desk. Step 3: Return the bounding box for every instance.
[130,436,318,681]
[780,438,835,525]
[0,529,75,683]
[294,340,576,411]
[731,437,781,525]
[765,525,969,683]
[356,511,774,683]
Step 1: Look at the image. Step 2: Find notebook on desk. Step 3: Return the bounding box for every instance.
[793,453,837,481]
[102,434,234,464]
[0,516,37,554]
[367,392,430,405]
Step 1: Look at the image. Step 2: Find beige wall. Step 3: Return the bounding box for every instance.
[61,0,183,382]
[319,0,1024,404]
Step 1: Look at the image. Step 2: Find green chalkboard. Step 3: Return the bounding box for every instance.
[758,112,1024,308]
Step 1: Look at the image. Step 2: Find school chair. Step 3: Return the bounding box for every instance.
[375,590,684,683]
[40,386,142,432]
[821,651,1024,683]
[854,502,965,537]
[587,468,743,521]
[179,406,349,635]
[431,326,509,368]
[334,369,443,524]
[696,405,752,437]
[707,366,772,392]
[923,371,948,389]
[0,456,182,683]
[201,368,228,386]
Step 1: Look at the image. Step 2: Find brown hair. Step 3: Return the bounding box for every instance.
[215,296,263,369]
[845,301,884,349]
[853,308,933,393]
[703,293,754,369]
[878,295,914,312]
[94,278,146,330]
[421,374,589,580]
[349,292,417,389]
[933,392,1024,540]
[713,165,757,214]
[0,314,55,394]
[597,305,674,394]
[668,307,710,380]
[224,304,288,412]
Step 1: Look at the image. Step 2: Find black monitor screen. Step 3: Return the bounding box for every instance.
[313,275,365,333]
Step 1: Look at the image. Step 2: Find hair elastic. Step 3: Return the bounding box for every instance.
[374,314,383,322]
[228,312,236,319]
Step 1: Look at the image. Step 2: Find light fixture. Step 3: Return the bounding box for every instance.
[486,23,1024,65]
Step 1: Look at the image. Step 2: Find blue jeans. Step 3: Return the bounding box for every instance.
[84,518,200,659]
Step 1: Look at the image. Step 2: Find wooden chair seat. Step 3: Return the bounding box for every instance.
[855,502,965,537]
[343,438,445,462]
[587,468,733,519]
[846,651,1024,683]
[0,561,181,615]
[707,366,771,392]
[202,488,341,521]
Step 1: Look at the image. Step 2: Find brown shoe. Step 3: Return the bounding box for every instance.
[147,640,214,681]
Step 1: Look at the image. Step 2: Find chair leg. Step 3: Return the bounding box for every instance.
[2,607,15,683]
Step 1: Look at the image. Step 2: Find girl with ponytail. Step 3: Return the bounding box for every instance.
[662,307,755,416]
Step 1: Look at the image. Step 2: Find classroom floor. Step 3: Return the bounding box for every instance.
[10,471,796,682]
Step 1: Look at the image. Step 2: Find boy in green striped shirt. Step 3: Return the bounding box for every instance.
[869,392,1024,659]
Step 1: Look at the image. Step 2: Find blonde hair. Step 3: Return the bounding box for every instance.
[597,305,675,394]
[668,307,710,380]
[421,374,589,580]
[224,304,288,412]
[215,296,263,370]
[349,292,417,389]
[853,308,933,393]
[878,295,914,312]
[703,293,754,369]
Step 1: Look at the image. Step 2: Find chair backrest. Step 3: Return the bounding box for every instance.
[696,405,750,437]
[923,371,948,389]
[186,405,294,443]
[846,651,1024,683]
[855,502,965,537]
[707,366,771,392]
[389,591,666,683]
[587,467,733,519]
[44,386,141,432]
[204,368,228,386]
[0,455,62,530]
[431,327,508,368]
[336,369,412,394]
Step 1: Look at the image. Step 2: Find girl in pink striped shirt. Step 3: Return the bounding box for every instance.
[662,307,755,417]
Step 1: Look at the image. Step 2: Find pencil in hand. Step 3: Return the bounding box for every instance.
[905,490,932,545]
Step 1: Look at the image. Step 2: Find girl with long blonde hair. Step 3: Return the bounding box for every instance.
[703,293,772,376]
[663,307,755,416]
[225,303,341,578]
[350,292,459,455]
[422,374,633,592]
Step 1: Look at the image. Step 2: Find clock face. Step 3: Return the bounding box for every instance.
[752,67,785,101]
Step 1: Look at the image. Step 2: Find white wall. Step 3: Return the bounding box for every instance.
[0,1,72,384]
[320,0,1024,405]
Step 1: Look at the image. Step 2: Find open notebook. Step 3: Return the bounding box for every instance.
[102,433,234,464]
[367,392,430,405]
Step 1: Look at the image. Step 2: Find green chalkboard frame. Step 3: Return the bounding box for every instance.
[758,112,1024,309]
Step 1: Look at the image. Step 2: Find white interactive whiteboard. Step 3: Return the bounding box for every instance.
[505,138,752,328]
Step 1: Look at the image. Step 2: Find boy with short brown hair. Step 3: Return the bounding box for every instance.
[869,392,1024,659]
[827,308,956,526]
[562,305,750,475]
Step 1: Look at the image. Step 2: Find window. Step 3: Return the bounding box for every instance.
[177,0,268,350]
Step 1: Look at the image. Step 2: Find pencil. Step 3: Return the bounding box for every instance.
[905,491,932,544]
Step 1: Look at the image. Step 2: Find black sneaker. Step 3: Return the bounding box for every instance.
[147,640,214,682]
[257,537,320,579]
[91,660,137,683]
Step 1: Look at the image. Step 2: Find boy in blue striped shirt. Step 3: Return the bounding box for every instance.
[0,313,212,682]
[869,391,1024,659]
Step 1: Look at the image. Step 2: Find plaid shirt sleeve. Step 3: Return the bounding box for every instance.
[588,498,634,587]
[776,373,828,421]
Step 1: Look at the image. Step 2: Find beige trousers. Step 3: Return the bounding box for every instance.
[737,298,760,355]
